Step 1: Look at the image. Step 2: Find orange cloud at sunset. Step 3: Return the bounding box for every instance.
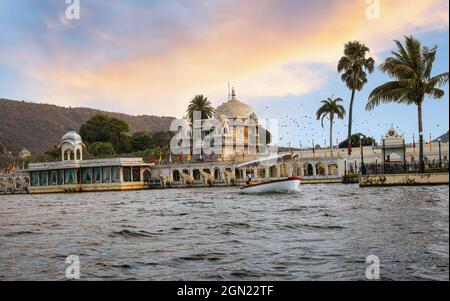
[4,0,449,117]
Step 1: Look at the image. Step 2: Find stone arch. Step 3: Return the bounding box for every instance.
[172,170,181,182]
[214,168,221,180]
[235,168,242,179]
[327,163,338,176]
[193,169,201,181]
[304,163,313,176]
[269,165,277,178]
[143,168,152,183]
[280,163,288,177]
[316,161,325,176]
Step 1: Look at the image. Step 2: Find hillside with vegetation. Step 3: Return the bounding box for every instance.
[0,98,175,155]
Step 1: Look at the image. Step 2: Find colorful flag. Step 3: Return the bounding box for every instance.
[187,153,191,161]
[179,153,182,162]
[429,133,432,151]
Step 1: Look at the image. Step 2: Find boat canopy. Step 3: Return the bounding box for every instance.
[236,153,298,168]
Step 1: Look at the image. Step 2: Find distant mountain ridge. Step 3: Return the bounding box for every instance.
[0,98,175,155]
[434,131,449,143]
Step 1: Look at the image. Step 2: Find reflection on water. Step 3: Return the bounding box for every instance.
[0,184,448,280]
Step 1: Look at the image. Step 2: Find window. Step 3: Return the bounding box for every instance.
[49,170,58,186]
[132,167,141,182]
[31,172,39,186]
[102,167,111,183]
[65,169,77,184]
[123,167,131,182]
[39,171,48,186]
[58,170,64,185]
[81,168,92,184]
[112,167,120,183]
[93,168,101,183]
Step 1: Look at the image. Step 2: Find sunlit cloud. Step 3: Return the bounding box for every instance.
[0,0,448,117]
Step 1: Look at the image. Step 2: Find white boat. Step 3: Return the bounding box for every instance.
[240,176,301,194]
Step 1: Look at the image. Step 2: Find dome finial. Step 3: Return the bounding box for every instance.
[231,87,236,100]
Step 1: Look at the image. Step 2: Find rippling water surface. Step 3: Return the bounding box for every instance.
[0,184,448,281]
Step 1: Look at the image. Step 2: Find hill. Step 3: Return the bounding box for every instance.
[0,98,175,155]
[434,131,449,143]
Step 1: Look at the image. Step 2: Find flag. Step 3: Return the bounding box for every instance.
[179,153,182,162]
[187,153,191,161]
[210,153,213,161]
[429,133,432,151]
[349,141,352,154]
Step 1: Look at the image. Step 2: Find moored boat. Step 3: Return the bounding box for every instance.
[240,176,301,194]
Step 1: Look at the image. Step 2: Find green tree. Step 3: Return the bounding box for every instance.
[151,131,174,148]
[338,133,376,149]
[88,142,115,157]
[366,36,448,172]
[131,132,153,152]
[79,114,130,153]
[45,144,61,160]
[338,41,375,155]
[316,96,346,156]
[187,95,215,122]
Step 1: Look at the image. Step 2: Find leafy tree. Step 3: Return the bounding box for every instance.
[151,131,175,148]
[338,41,375,154]
[187,95,215,122]
[366,36,448,173]
[45,144,61,160]
[88,142,115,157]
[316,96,346,155]
[131,132,153,152]
[80,114,130,153]
[338,133,376,149]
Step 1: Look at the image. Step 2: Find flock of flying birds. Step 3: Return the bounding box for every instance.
[261,103,442,148]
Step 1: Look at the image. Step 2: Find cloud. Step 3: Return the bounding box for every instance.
[0,0,448,117]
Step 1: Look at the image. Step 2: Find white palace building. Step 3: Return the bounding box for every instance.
[3,89,447,194]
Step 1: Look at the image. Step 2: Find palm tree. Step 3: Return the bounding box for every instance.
[338,41,375,155]
[316,97,346,156]
[366,36,448,173]
[186,95,215,122]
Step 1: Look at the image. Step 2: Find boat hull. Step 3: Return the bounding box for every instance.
[240,178,301,194]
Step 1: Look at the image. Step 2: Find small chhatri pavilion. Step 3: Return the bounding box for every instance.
[26,131,153,194]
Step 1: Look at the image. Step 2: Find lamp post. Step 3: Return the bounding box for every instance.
[344,159,347,175]
[360,135,366,175]
[438,138,442,168]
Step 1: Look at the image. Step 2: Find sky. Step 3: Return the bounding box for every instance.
[0,0,449,147]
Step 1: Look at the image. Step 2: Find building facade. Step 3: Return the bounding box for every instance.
[26,131,153,194]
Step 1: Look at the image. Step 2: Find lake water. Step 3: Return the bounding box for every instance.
[0,184,448,281]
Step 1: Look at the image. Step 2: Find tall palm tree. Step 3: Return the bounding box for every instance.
[366,36,448,173]
[316,96,346,156]
[186,95,215,122]
[338,41,375,155]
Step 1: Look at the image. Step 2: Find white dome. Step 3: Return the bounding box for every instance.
[215,88,255,119]
[61,131,83,147]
